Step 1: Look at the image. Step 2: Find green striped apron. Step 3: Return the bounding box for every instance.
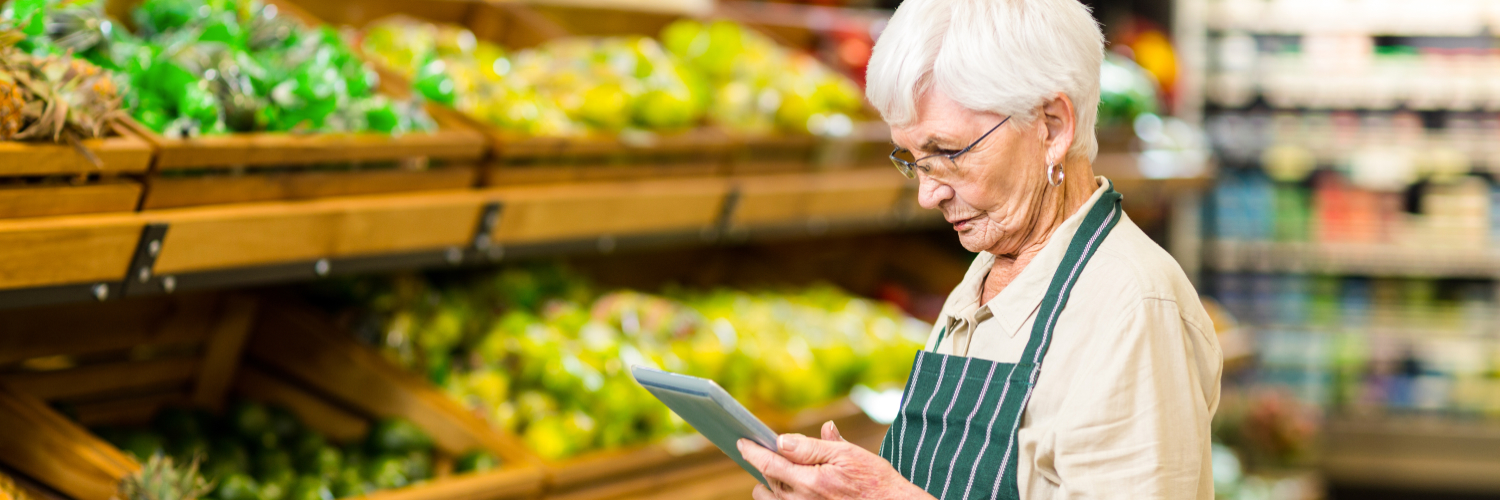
[878,186,1122,500]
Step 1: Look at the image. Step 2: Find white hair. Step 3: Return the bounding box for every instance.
[866,0,1105,161]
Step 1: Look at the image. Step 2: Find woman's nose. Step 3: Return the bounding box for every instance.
[915,174,954,210]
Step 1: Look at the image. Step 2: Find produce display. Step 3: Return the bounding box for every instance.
[359,17,864,138]
[363,17,708,137]
[0,25,124,143]
[319,264,928,460]
[18,0,433,137]
[660,19,865,135]
[91,400,498,500]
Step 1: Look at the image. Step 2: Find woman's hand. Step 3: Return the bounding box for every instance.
[737,421,936,500]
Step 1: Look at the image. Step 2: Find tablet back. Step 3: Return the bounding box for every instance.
[631,365,780,487]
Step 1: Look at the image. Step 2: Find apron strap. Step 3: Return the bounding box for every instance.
[931,326,948,354]
[1011,186,1123,376]
[987,184,1123,498]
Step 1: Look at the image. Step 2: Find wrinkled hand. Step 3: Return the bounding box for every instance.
[737,421,935,500]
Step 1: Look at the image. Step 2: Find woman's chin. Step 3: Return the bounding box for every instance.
[955,230,996,253]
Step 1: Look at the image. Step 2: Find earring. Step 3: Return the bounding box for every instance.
[1046,162,1064,187]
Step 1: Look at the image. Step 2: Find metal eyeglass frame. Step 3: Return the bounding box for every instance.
[888,115,1011,179]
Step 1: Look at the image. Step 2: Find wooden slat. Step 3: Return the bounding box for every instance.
[359,468,547,500]
[232,365,369,444]
[71,392,190,427]
[0,213,142,291]
[0,182,142,219]
[0,123,153,176]
[0,384,138,500]
[549,443,723,491]
[2,357,199,401]
[548,459,742,500]
[128,115,486,171]
[493,128,735,160]
[732,170,905,227]
[802,169,906,219]
[191,296,259,412]
[623,464,757,500]
[151,190,487,274]
[0,294,219,365]
[143,166,476,210]
[489,177,728,243]
[246,305,537,465]
[485,163,722,186]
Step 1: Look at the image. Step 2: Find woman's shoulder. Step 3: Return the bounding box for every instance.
[1082,214,1209,316]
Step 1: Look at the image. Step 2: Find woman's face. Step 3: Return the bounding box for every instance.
[891,91,1054,255]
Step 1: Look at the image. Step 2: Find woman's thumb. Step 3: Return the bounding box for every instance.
[779,433,842,465]
[821,421,845,442]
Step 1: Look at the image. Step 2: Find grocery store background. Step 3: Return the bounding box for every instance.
[0,0,1495,499]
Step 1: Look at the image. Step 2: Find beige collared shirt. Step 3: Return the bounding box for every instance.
[926,177,1222,500]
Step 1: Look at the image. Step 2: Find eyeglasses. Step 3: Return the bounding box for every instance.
[889,116,1010,179]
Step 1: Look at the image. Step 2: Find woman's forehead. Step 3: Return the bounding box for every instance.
[892,97,1003,150]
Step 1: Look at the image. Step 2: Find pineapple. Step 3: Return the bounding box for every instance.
[0,25,125,143]
[0,471,36,500]
[47,4,114,54]
[115,454,214,500]
[0,75,23,140]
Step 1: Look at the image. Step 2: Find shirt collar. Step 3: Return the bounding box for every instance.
[945,177,1116,338]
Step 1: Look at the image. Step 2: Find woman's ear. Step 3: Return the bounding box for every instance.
[1040,92,1076,165]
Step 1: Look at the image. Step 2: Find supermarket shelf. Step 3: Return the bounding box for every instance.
[1206,0,1495,36]
[0,170,926,309]
[1206,240,1500,277]
[1322,416,1500,493]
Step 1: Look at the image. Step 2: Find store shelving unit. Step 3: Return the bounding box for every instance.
[1322,416,1500,493]
[1197,0,1500,495]
[1208,240,1500,277]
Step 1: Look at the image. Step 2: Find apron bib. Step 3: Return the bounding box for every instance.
[878,186,1122,500]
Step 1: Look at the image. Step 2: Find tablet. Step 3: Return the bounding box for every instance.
[631,365,779,487]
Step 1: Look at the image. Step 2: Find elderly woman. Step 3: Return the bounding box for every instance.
[736,0,1222,499]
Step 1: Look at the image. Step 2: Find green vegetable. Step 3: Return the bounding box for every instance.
[299,446,342,480]
[329,467,367,498]
[285,476,334,500]
[453,451,500,474]
[229,402,272,440]
[365,419,432,455]
[363,455,408,490]
[214,473,260,500]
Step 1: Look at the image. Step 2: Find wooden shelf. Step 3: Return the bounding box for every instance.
[0,170,927,308]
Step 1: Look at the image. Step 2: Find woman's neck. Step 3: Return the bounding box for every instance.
[980,159,1096,304]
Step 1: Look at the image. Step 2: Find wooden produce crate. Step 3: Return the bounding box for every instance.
[96,0,486,211]
[288,0,735,186]
[0,294,546,500]
[0,122,152,219]
[235,297,731,498]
